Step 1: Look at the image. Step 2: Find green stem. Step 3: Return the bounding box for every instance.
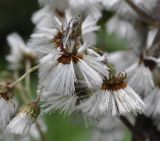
[13,70,29,102]
[25,60,32,97]
[9,65,39,88]
[35,121,48,141]
[120,116,143,141]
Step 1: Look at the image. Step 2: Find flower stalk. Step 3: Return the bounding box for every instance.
[9,65,39,88]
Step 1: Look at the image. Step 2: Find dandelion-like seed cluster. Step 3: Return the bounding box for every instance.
[2,0,160,140]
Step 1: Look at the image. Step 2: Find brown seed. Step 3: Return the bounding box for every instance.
[101,81,127,91]
[57,53,83,64]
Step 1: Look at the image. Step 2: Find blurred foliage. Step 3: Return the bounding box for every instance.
[97,26,128,52]
[123,132,131,141]
[45,113,90,141]
[0,0,38,60]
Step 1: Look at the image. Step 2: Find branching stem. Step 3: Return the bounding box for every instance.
[125,0,160,27]
[120,116,143,141]
[25,59,32,97]
[9,65,39,88]
[35,121,48,141]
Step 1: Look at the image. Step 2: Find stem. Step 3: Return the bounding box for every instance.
[25,59,31,97]
[9,65,39,88]
[35,121,48,141]
[15,84,30,102]
[133,115,160,141]
[125,0,160,27]
[13,71,29,102]
[35,95,41,103]
[148,29,160,58]
[120,116,134,133]
[120,116,143,141]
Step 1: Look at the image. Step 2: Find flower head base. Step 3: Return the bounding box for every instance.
[5,102,40,138]
[0,82,16,132]
[57,53,83,64]
[20,102,40,120]
[102,71,127,91]
[0,82,14,100]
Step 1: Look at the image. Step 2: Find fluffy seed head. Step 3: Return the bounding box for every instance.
[5,102,40,138]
